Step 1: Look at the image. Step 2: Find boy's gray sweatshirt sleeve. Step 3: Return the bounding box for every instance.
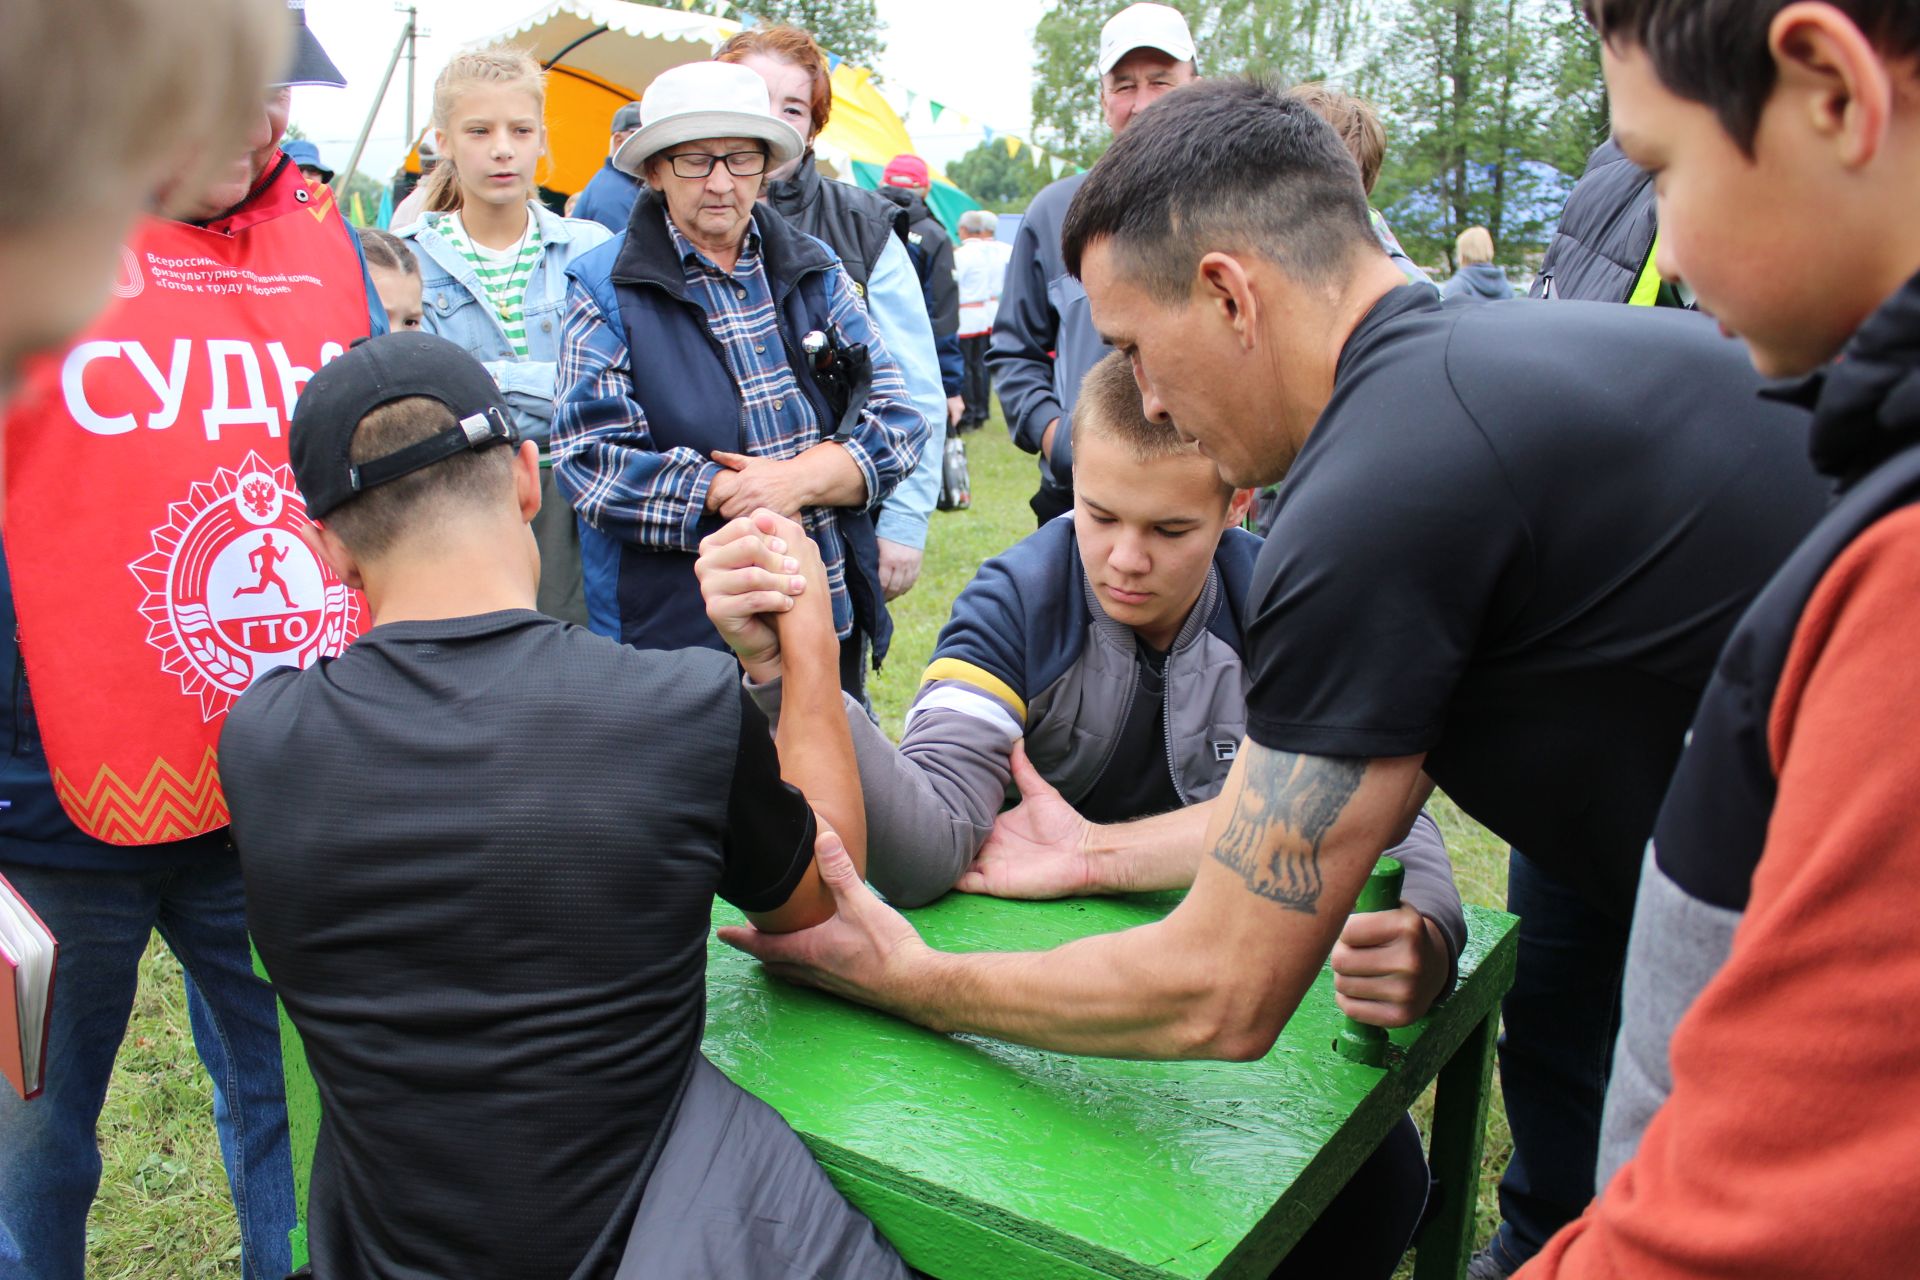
[1385,810,1467,993]
[743,677,1022,908]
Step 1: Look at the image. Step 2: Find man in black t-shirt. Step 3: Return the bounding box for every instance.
[222,333,903,1279]
[715,79,1829,1271]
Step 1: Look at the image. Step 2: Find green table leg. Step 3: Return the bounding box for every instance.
[1413,1007,1499,1280]
[251,940,319,1271]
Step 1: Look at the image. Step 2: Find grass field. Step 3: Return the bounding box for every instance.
[88,415,1514,1276]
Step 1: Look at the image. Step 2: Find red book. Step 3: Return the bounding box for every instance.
[0,872,57,1100]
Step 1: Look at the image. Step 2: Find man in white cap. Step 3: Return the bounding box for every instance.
[553,61,926,692]
[988,1,1196,526]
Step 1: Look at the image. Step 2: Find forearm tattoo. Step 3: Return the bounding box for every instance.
[1211,749,1366,913]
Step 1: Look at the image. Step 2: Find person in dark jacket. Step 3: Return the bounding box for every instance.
[1528,137,1685,307]
[571,100,646,234]
[716,25,950,605]
[877,153,966,427]
[551,61,926,692]
[1442,226,1512,306]
[989,2,1198,525]
[1527,3,1920,1276]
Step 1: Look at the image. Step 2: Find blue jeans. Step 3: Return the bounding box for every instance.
[0,858,294,1280]
[1488,850,1629,1271]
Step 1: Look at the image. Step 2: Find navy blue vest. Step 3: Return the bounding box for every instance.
[599,194,890,658]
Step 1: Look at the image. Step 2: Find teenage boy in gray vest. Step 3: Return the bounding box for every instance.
[696,350,1463,1279]
[1525,2,1920,1276]
[221,331,904,1279]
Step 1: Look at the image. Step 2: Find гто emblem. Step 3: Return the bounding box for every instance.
[129,451,357,720]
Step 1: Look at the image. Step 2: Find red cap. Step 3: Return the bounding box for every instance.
[882,154,930,188]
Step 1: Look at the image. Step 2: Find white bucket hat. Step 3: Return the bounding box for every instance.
[613,61,805,178]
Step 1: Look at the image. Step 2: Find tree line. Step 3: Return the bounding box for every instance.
[965,0,1607,271]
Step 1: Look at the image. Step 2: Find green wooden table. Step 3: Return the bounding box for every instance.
[702,896,1518,1280]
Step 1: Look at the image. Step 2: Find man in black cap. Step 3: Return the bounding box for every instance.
[223,333,902,1278]
[571,101,646,233]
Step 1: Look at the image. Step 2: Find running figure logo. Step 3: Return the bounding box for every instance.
[232,532,297,610]
[130,452,359,721]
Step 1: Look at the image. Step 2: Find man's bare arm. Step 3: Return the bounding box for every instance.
[723,743,1426,1059]
[703,510,867,934]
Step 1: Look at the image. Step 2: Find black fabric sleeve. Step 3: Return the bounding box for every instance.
[1245,387,1530,759]
[718,682,818,914]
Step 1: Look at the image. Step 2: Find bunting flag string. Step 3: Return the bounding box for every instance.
[805,41,1067,189]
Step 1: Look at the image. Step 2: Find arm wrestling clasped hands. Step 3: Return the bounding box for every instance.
[958,743,1453,1028]
[695,520,1450,1036]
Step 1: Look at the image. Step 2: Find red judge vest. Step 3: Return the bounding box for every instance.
[2,156,372,845]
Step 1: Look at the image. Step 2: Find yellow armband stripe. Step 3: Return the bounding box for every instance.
[919,658,1027,722]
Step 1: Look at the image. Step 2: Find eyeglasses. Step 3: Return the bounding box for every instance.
[666,149,768,179]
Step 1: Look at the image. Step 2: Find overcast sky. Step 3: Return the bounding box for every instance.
[294,0,1049,185]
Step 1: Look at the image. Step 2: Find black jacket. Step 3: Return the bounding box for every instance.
[986,173,1101,494]
[1531,140,1658,303]
[765,153,905,296]
[876,186,963,395]
[875,187,958,336]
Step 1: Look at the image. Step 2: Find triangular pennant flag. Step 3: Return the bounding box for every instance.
[827,52,843,71]
[679,0,696,9]
[1051,154,1067,179]
[905,89,919,111]
[714,0,731,12]
[1004,136,1021,158]
[982,126,995,143]
[929,101,944,122]
[349,191,367,227]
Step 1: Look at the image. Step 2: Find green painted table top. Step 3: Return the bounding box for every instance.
[703,895,1519,1280]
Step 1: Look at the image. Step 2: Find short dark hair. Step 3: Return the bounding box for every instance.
[324,396,514,557]
[1061,77,1378,302]
[1586,1,1920,152]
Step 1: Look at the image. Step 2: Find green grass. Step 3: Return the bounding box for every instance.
[90,413,1512,1276]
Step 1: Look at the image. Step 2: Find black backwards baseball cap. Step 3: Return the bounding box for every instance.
[290,332,517,520]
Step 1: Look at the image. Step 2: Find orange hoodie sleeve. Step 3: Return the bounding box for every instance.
[1521,503,1920,1280]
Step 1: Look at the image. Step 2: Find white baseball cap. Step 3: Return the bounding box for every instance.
[613,61,805,178]
[1096,3,1197,76]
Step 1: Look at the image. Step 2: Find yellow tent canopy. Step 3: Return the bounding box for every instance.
[398,0,953,197]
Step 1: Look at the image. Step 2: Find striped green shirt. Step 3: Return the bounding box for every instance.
[442,209,543,356]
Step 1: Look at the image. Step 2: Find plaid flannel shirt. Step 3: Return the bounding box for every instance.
[552,211,926,638]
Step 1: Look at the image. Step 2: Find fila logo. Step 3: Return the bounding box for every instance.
[1212,740,1237,762]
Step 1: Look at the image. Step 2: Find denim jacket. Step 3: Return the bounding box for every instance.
[401,202,613,447]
